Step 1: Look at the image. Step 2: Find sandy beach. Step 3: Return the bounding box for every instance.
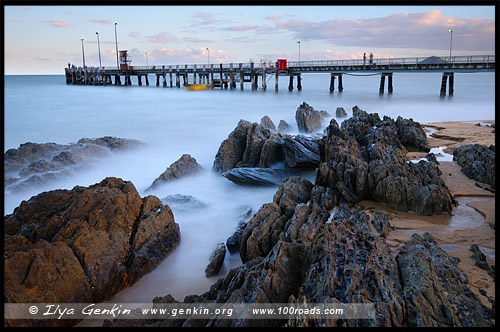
[362,120,495,308]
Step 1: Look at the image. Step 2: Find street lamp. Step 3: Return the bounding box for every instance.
[96,32,102,68]
[448,29,453,61]
[81,38,86,68]
[114,23,119,70]
[206,47,209,65]
[297,41,301,63]
[145,52,148,66]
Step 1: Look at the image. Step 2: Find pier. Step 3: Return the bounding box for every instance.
[65,54,495,96]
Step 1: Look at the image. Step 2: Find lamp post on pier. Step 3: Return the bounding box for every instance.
[114,23,119,71]
[206,47,210,65]
[145,52,148,66]
[96,32,102,68]
[449,29,453,61]
[81,38,86,68]
[297,41,301,63]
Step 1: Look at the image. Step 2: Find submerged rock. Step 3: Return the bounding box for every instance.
[161,194,207,212]
[223,167,295,186]
[4,137,144,193]
[283,135,320,168]
[4,177,180,327]
[226,208,253,254]
[148,154,204,190]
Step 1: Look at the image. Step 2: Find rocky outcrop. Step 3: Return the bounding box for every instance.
[453,144,495,189]
[205,243,227,277]
[4,137,143,193]
[212,120,283,174]
[397,233,495,327]
[470,244,495,280]
[336,106,347,118]
[278,120,292,134]
[260,115,277,131]
[283,135,320,168]
[4,177,180,327]
[317,107,453,215]
[212,117,320,185]
[295,102,330,133]
[148,154,203,190]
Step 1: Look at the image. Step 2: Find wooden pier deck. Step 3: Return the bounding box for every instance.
[65,54,495,96]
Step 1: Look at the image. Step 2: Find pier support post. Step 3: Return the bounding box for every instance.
[288,75,294,91]
[297,74,302,91]
[379,74,386,94]
[156,75,160,86]
[338,74,343,92]
[115,75,121,85]
[239,63,244,90]
[145,75,149,86]
[448,72,454,96]
[163,74,167,87]
[387,74,393,94]
[250,62,256,90]
[210,64,215,89]
[169,66,173,87]
[229,64,235,89]
[329,74,335,93]
[275,61,279,92]
[138,75,142,86]
[440,74,448,96]
[193,64,197,85]
[220,63,224,89]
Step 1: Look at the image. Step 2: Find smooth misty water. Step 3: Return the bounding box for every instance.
[4,72,495,309]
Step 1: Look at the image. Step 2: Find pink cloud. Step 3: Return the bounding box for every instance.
[88,18,113,25]
[40,20,72,27]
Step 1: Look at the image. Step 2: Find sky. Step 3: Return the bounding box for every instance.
[3,4,496,75]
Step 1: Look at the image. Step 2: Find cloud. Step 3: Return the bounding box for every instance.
[148,47,233,65]
[274,10,495,52]
[266,15,281,22]
[150,32,180,44]
[221,24,276,34]
[191,12,232,27]
[128,32,142,38]
[183,37,214,43]
[39,20,72,27]
[88,18,113,25]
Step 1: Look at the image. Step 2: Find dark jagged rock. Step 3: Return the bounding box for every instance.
[205,243,227,277]
[4,137,144,193]
[397,233,495,327]
[371,211,394,237]
[335,106,347,118]
[295,102,330,133]
[453,144,495,189]
[283,135,320,168]
[223,167,295,186]
[4,177,180,327]
[212,120,283,174]
[395,116,430,152]
[226,208,253,254]
[260,115,277,131]
[426,152,439,164]
[148,154,203,190]
[317,106,453,216]
[470,244,495,281]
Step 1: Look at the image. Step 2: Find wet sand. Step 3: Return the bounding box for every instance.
[366,120,495,309]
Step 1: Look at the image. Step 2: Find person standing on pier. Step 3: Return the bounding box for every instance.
[369,53,373,65]
[363,53,366,67]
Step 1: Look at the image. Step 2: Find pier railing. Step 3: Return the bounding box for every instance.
[86,54,493,73]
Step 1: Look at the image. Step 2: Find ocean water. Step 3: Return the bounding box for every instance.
[3,72,495,306]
